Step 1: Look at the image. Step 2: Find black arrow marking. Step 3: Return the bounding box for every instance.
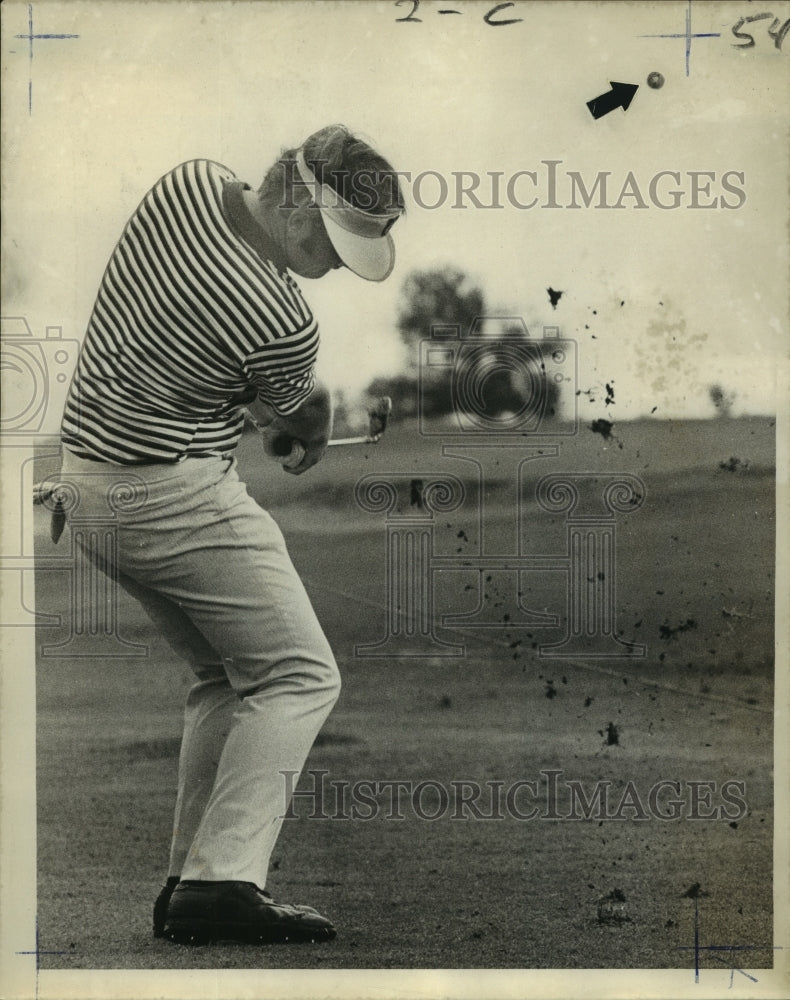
[586,81,639,120]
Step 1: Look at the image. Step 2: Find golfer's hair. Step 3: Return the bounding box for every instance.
[258,124,405,215]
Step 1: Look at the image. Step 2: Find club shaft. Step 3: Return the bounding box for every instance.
[327,435,377,447]
[243,408,387,449]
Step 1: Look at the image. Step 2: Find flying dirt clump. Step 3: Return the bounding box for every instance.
[682,882,709,899]
[589,418,624,449]
[591,418,614,439]
[718,456,750,473]
[598,722,620,746]
[659,618,697,641]
[597,888,630,924]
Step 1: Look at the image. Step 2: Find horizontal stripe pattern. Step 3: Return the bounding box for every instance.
[62,159,318,464]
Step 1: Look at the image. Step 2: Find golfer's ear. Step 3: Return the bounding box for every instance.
[287,199,314,238]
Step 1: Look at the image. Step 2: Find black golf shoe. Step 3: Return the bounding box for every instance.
[153,876,180,938]
[163,879,337,945]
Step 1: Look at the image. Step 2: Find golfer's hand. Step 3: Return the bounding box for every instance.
[262,424,327,476]
[259,382,333,476]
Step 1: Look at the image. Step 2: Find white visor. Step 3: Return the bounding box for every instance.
[295,150,402,282]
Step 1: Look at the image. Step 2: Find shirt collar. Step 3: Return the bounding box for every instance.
[221,179,288,275]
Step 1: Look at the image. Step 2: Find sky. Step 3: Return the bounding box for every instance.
[2,0,788,423]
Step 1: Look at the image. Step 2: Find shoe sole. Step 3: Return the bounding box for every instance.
[164,918,336,946]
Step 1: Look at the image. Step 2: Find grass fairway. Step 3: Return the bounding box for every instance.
[33,417,775,971]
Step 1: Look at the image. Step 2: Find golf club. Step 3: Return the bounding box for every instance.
[249,395,393,465]
[326,395,392,447]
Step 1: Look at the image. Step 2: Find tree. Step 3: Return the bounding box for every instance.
[709,383,736,418]
[367,267,562,426]
[396,267,485,359]
[364,268,485,418]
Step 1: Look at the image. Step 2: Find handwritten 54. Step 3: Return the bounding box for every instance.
[732,13,790,49]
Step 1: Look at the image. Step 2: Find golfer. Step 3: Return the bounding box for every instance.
[59,124,405,945]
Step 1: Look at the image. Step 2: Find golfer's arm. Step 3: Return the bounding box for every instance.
[248,381,333,447]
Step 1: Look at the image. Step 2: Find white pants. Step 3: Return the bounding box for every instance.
[60,450,341,887]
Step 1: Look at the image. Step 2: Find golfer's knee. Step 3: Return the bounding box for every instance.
[316,650,342,706]
[295,647,341,712]
[239,648,340,704]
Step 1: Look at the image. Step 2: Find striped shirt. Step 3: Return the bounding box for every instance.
[61,159,318,464]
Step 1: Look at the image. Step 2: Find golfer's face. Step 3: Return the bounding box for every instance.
[287,205,344,279]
